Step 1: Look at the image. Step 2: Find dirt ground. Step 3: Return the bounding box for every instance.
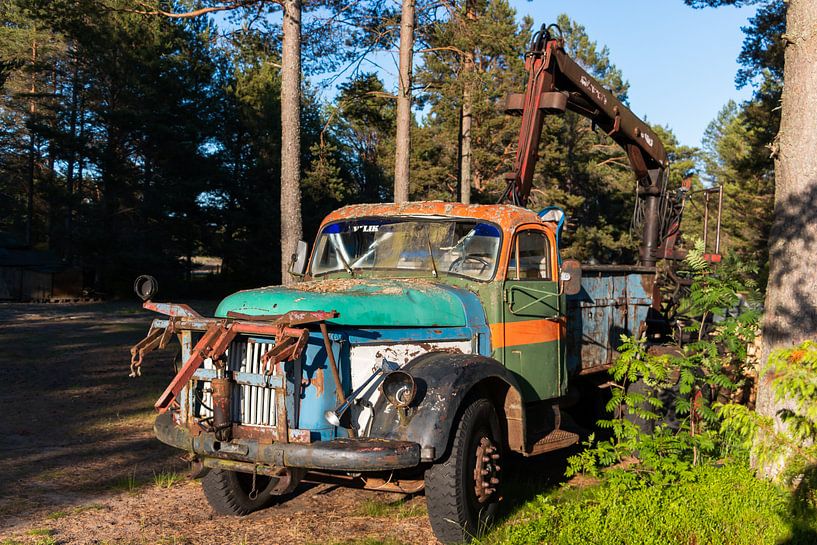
[0,302,569,545]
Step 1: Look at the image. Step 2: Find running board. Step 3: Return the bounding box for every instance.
[524,429,579,457]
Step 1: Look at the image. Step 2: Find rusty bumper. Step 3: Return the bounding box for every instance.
[154,412,421,472]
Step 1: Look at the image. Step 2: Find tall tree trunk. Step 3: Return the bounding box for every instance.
[77,93,85,202]
[280,0,303,285]
[460,77,473,204]
[26,36,38,248]
[394,0,415,203]
[65,48,79,261]
[47,63,58,251]
[459,0,475,204]
[756,0,817,479]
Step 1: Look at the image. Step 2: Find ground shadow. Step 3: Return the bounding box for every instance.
[0,301,195,523]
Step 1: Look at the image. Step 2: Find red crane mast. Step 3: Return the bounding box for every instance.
[500,24,672,266]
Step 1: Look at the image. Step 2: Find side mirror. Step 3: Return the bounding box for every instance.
[560,259,582,296]
[289,240,309,278]
[134,275,158,301]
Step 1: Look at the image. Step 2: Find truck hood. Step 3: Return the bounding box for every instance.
[215,279,473,327]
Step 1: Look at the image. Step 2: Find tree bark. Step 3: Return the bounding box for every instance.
[460,69,473,204]
[459,0,475,204]
[280,0,303,285]
[393,0,415,203]
[26,36,37,248]
[65,47,80,261]
[756,0,817,479]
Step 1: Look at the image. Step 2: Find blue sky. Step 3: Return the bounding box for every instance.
[245,1,759,149]
[509,1,759,147]
[314,1,759,149]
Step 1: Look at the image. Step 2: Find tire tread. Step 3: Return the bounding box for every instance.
[425,398,500,544]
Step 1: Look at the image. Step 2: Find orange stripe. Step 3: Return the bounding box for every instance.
[490,318,563,349]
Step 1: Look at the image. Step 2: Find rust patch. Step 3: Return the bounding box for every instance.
[312,367,325,397]
[322,201,548,235]
[292,278,439,295]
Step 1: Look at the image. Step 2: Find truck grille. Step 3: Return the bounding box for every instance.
[195,339,278,427]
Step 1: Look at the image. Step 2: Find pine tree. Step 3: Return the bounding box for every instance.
[414,0,531,202]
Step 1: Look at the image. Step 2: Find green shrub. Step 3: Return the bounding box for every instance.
[567,242,759,485]
[720,341,817,483]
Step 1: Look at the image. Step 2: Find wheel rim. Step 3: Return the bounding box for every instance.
[472,435,500,503]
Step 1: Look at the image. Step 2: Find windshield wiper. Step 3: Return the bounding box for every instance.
[424,225,439,278]
[337,252,354,275]
[329,234,355,276]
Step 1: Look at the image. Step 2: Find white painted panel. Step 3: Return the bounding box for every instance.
[348,341,471,435]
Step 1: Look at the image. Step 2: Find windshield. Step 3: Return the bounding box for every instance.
[311,217,502,281]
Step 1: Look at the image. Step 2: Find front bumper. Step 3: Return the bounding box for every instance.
[154,412,421,472]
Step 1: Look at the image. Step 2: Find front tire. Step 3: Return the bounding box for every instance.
[201,469,282,516]
[425,397,503,544]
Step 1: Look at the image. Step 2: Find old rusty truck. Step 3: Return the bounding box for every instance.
[129,24,720,543]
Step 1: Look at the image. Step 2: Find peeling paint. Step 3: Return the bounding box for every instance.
[349,340,472,434]
[312,367,325,397]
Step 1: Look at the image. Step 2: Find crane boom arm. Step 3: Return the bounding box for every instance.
[502,24,670,265]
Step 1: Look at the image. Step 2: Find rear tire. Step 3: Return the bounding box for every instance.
[425,397,503,544]
[201,469,281,516]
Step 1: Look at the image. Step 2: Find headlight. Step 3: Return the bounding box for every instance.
[382,370,416,408]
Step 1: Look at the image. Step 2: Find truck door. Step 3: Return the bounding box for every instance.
[501,228,565,401]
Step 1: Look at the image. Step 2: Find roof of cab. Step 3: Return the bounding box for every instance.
[321,201,550,233]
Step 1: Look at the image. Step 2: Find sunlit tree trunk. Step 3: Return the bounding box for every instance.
[459,0,475,204]
[394,0,414,203]
[65,46,80,261]
[756,0,817,479]
[26,35,37,247]
[280,0,303,285]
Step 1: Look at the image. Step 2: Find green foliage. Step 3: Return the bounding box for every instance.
[700,99,775,282]
[720,341,817,483]
[694,1,784,286]
[565,334,706,486]
[414,0,531,201]
[483,463,817,545]
[0,0,396,294]
[327,73,396,203]
[568,243,758,484]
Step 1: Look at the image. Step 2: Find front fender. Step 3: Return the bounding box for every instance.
[369,352,526,462]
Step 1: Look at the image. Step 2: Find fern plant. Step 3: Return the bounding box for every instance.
[567,243,759,486]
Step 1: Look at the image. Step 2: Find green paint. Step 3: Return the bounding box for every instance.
[215,279,468,327]
[503,339,563,400]
[501,280,566,401]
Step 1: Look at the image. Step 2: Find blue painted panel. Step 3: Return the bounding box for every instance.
[193,369,284,388]
[434,284,491,356]
[566,268,656,375]
[293,332,342,440]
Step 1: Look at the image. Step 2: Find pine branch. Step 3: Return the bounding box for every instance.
[121,1,270,19]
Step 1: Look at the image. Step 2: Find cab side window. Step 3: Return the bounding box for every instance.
[508,230,552,281]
